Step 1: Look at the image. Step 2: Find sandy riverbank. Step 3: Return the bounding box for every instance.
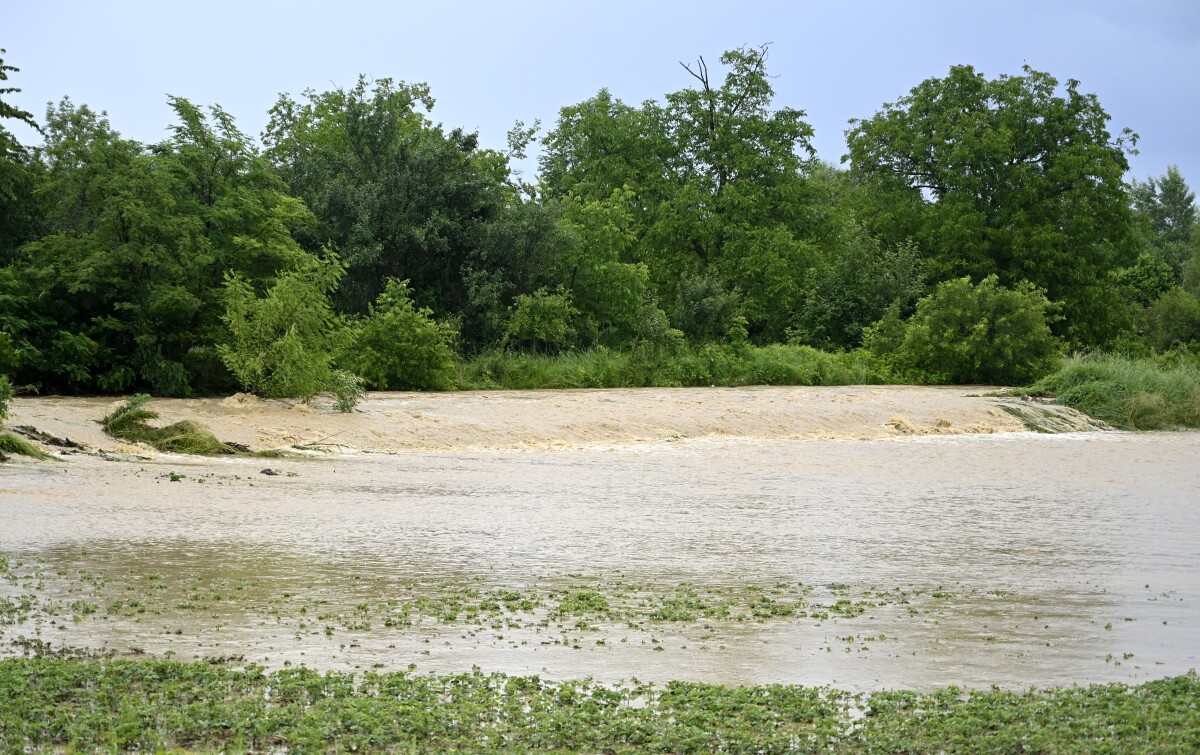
[6,385,1106,456]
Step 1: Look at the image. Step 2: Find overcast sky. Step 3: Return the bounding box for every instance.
[6,1,1200,185]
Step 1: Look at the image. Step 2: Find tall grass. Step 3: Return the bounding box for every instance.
[102,394,240,455]
[0,433,52,460]
[455,344,891,390]
[1029,353,1200,430]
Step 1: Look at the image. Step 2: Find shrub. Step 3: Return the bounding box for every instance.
[219,258,361,411]
[343,280,457,391]
[672,272,743,343]
[454,344,889,391]
[1144,288,1200,352]
[868,275,1061,385]
[794,224,925,350]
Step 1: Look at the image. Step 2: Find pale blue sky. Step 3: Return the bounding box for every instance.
[6,1,1200,185]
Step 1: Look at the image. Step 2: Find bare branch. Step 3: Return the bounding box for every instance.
[679,56,711,92]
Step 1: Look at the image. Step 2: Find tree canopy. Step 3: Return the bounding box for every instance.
[846,65,1139,346]
[0,48,1196,400]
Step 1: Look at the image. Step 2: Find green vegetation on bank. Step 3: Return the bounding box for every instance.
[457,343,886,390]
[0,431,49,460]
[0,658,1195,753]
[1030,353,1200,430]
[1,47,1198,407]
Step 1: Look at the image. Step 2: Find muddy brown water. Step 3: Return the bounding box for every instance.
[2,429,1198,691]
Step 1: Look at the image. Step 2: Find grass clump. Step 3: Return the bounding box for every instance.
[1028,353,1200,429]
[0,432,52,460]
[0,374,52,461]
[0,659,1196,753]
[101,394,239,455]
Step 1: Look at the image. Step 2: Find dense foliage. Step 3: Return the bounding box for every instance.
[846,65,1141,347]
[220,256,362,410]
[1,47,1198,398]
[0,374,9,422]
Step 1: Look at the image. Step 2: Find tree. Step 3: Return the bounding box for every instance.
[1131,166,1197,280]
[794,222,925,350]
[0,375,11,422]
[1113,253,1176,308]
[867,275,1060,385]
[264,77,511,316]
[0,50,34,128]
[540,88,671,204]
[0,49,41,262]
[847,65,1138,347]
[1143,288,1200,353]
[506,289,576,355]
[553,189,654,347]
[671,272,742,343]
[462,198,574,351]
[1185,240,1200,296]
[13,98,312,394]
[540,46,826,340]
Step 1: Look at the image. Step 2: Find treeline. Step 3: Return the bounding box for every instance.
[1,46,1198,406]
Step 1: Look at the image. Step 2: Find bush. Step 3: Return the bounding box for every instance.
[672,272,743,343]
[219,259,361,411]
[456,348,635,390]
[455,344,888,391]
[1029,353,1200,429]
[794,224,925,350]
[867,275,1061,385]
[343,279,457,391]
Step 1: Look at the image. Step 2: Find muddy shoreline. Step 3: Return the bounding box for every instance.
[6,385,1104,456]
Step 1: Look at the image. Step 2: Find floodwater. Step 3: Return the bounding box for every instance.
[2,430,1198,691]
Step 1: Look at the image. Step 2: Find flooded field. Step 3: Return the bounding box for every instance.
[3,413,1197,692]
